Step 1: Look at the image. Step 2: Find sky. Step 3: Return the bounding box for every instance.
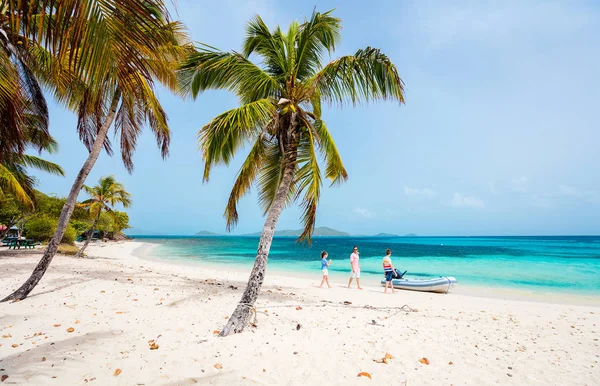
[33,0,600,236]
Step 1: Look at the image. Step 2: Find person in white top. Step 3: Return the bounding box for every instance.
[347,246,363,289]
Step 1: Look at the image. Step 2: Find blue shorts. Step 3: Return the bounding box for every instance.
[385,271,393,282]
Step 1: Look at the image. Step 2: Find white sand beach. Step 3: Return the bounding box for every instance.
[1,241,599,385]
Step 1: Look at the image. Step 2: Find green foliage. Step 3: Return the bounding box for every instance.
[79,176,132,238]
[96,212,113,233]
[34,194,67,218]
[95,211,130,236]
[113,211,130,233]
[179,9,405,242]
[70,220,91,236]
[0,195,23,229]
[62,226,76,245]
[23,216,75,244]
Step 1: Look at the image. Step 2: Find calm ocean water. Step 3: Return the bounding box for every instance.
[132,235,600,295]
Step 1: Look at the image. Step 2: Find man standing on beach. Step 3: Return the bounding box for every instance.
[348,246,363,289]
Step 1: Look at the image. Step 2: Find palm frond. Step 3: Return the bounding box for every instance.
[313,119,347,185]
[14,154,64,176]
[294,9,341,81]
[88,201,103,220]
[242,15,288,77]
[200,99,275,181]
[256,139,298,215]
[0,163,33,206]
[295,127,321,243]
[312,47,405,107]
[178,45,280,103]
[224,135,268,230]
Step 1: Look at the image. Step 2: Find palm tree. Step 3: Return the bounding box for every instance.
[2,1,190,302]
[76,175,131,257]
[179,10,405,335]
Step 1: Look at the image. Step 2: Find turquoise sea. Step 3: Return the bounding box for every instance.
[132,235,600,296]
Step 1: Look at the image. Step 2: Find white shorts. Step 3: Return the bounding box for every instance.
[350,269,361,279]
[322,269,329,276]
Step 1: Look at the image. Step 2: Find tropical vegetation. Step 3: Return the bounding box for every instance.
[2,1,190,302]
[0,189,131,245]
[76,175,131,257]
[179,9,405,335]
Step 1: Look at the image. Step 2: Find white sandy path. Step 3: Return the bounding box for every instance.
[0,241,598,385]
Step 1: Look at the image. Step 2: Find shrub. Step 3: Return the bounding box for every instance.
[57,243,79,255]
[24,216,76,245]
[62,225,76,245]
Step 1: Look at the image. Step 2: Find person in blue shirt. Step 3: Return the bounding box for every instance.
[319,251,332,288]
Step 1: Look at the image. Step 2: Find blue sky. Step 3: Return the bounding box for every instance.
[34,0,600,236]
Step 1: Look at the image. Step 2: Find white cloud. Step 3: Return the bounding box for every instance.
[511,177,529,193]
[450,193,485,208]
[404,186,437,200]
[354,207,374,218]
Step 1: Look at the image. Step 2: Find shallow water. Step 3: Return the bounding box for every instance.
[132,235,600,296]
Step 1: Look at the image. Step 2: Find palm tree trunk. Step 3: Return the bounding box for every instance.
[1,90,121,302]
[220,124,299,336]
[0,219,16,240]
[76,210,102,258]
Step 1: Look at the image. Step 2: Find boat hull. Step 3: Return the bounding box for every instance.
[380,276,457,293]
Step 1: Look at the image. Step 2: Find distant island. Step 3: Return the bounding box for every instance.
[132,227,414,238]
[194,230,222,236]
[243,226,351,237]
[124,228,166,236]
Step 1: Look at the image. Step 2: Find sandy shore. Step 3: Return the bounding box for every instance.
[1,241,599,385]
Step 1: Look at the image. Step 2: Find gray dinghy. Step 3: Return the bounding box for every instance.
[380,276,457,293]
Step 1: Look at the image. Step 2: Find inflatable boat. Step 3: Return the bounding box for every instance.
[380,276,457,293]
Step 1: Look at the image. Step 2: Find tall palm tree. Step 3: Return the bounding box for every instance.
[76,175,131,257]
[179,10,405,335]
[2,1,190,302]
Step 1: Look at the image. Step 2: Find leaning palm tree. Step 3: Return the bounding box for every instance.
[178,10,405,335]
[76,175,131,257]
[2,1,189,302]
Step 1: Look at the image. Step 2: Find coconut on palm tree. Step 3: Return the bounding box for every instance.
[179,9,405,336]
[76,175,131,257]
[2,1,190,302]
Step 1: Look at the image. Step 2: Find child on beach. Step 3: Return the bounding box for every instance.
[383,249,395,294]
[319,251,331,288]
[320,251,332,288]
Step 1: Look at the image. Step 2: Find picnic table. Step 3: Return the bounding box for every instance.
[6,239,40,249]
